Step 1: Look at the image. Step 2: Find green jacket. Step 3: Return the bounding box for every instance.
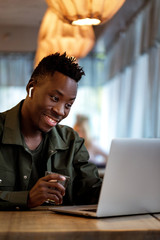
[0,101,102,210]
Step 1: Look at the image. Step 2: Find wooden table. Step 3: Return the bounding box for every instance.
[0,207,160,240]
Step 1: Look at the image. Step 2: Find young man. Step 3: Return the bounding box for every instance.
[0,52,102,210]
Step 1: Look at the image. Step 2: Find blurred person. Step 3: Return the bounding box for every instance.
[73,114,108,167]
[0,52,102,210]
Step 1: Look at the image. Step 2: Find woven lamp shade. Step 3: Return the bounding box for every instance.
[34,8,95,67]
[46,0,126,25]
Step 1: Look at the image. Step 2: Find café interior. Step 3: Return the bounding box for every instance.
[0,0,160,239]
[0,0,160,158]
[1,0,159,154]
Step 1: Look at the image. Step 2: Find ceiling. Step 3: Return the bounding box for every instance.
[0,0,47,27]
[0,0,147,52]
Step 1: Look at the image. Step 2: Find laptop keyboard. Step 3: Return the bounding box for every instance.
[80,208,97,212]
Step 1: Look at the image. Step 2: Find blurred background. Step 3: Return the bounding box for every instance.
[0,0,159,159]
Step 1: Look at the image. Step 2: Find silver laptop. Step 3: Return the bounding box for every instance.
[50,138,160,218]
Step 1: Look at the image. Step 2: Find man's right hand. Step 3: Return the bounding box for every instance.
[27,173,66,208]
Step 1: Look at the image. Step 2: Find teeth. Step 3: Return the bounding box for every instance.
[49,118,55,123]
[48,116,56,123]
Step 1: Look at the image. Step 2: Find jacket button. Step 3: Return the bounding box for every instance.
[49,150,54,154]
[23,175,28,180]
[0,179,2,184]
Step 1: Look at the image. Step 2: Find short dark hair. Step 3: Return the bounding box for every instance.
[26,52,85,91]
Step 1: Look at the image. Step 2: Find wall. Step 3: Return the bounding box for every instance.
[0,25,38,52]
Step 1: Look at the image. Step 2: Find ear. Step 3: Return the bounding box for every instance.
[26,78,37,95]
[29,87,34,98]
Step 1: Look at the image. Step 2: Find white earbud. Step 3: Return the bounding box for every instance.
[29,87,34,98]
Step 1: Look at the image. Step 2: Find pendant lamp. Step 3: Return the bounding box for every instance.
[46,0,126,25]
[34,8,95,67]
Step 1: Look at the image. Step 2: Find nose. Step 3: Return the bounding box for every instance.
[52,103,65,117]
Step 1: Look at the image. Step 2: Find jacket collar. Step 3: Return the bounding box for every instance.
[2,100,69,151]
[48,127,69,151]
[2,101,24,146]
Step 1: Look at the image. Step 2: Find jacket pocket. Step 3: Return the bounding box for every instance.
[0,170,16,191]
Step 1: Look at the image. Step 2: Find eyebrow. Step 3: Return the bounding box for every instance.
[55,90,76,101]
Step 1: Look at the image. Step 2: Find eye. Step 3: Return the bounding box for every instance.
[51,95,59,102]
[65,103,72,109]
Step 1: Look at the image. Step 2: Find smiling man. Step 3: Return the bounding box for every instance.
[0,52,102,210]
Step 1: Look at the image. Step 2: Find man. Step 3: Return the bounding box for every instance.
[0,52,102,210]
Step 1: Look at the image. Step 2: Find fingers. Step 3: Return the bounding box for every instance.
[43,173,66,196]
[27,174,67,208]
[47,188,64,205]
[43,173,66,182]
[39,177,66,203]
[47,181,65,196]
